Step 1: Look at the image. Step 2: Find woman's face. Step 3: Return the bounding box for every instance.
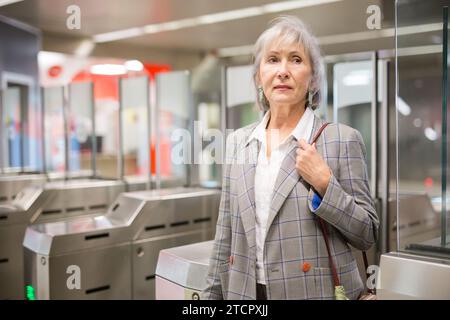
[258,40,312,109]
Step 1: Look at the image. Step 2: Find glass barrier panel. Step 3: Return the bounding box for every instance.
[43,86,65,173]
[120,76,150,181]
[193,60,221,187]
[156,71,191,187]
[333,60,374,186]
[68,82,94,175]
[396,0,450,256]
[93,79,120,179]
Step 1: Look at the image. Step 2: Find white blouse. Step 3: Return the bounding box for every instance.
[247,107,315,284]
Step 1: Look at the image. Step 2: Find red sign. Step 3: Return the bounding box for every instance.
[48,65,62,78]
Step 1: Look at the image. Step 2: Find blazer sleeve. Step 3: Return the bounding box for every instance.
[201,133,235,300]
[308,128,379,250]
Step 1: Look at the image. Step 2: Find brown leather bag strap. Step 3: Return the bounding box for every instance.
[311,122,371,291]
[362,251,370,276]
[318,217,340,287]
[310,122,340,286]
[310,122,330,144]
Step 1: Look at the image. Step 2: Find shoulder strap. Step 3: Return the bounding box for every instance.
[311,122,330,144]
[312,122,373,292]
[318,216,340,286]
[312,123,341,286]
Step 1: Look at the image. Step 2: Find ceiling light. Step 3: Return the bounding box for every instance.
[145,18,199,33]
[263,0,339,13]
[342,70,372,86]
[197,7,264,25]
[124,60,143,72]
[90,64,127,75]
[94,27,144,43]
[218,45,254,57]
[93,0,342,43]
[397,97,411,116]
[0,0,23,7]
[424,127,438,141]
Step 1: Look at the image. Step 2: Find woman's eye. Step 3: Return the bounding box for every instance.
[293,57,302,64]
[268,57,278,63]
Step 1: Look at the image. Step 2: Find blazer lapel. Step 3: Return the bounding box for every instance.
[237,137,260,248]
[265,115,325,229]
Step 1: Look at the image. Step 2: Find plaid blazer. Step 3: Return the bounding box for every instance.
[202,115,379,300]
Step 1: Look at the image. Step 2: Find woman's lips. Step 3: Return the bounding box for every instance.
[274,85,292,90]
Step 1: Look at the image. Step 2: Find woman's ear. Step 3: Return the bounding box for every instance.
[255,73,261,87]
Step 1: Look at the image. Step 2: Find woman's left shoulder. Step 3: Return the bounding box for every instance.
[325,122,363,142]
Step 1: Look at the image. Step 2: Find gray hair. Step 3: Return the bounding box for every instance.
[252,15,324,111]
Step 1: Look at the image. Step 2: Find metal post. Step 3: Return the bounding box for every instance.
[219,66,228,188]
[441,6,448,246]
[118,78,124,182]
[0,89,3,174]
[145,76,152,190]
[380,59,390,254]
[40,88,47,177]
[186,70,197,187]
[63,85,70,180]
[155,74,161,190]
[394,0,400,252]
[89,82,97,178]
[19,86,26,173]
[333,64,339,123]
[371,52,379,200]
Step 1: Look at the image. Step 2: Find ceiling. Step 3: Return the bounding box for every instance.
[0,0,446,57]
[0,0,393,51]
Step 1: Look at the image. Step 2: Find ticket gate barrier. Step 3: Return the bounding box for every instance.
[23,187,220,300]
[155,241,213,300]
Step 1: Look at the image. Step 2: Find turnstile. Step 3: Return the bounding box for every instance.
[155,241,213,300]
[0,178,131,300]
[0,169,101,204]
[377,252,450,299]
[0,174,46,204]
[23,187,220,300]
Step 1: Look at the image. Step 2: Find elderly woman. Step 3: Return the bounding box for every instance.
[202,16,379,300]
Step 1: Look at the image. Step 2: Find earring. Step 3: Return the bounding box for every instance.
[258,86,269,111]
[258,86,264,103]
[308,90,313,108]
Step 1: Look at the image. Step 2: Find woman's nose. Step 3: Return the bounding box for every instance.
[277,61,289,79]
[277,72,289,80]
